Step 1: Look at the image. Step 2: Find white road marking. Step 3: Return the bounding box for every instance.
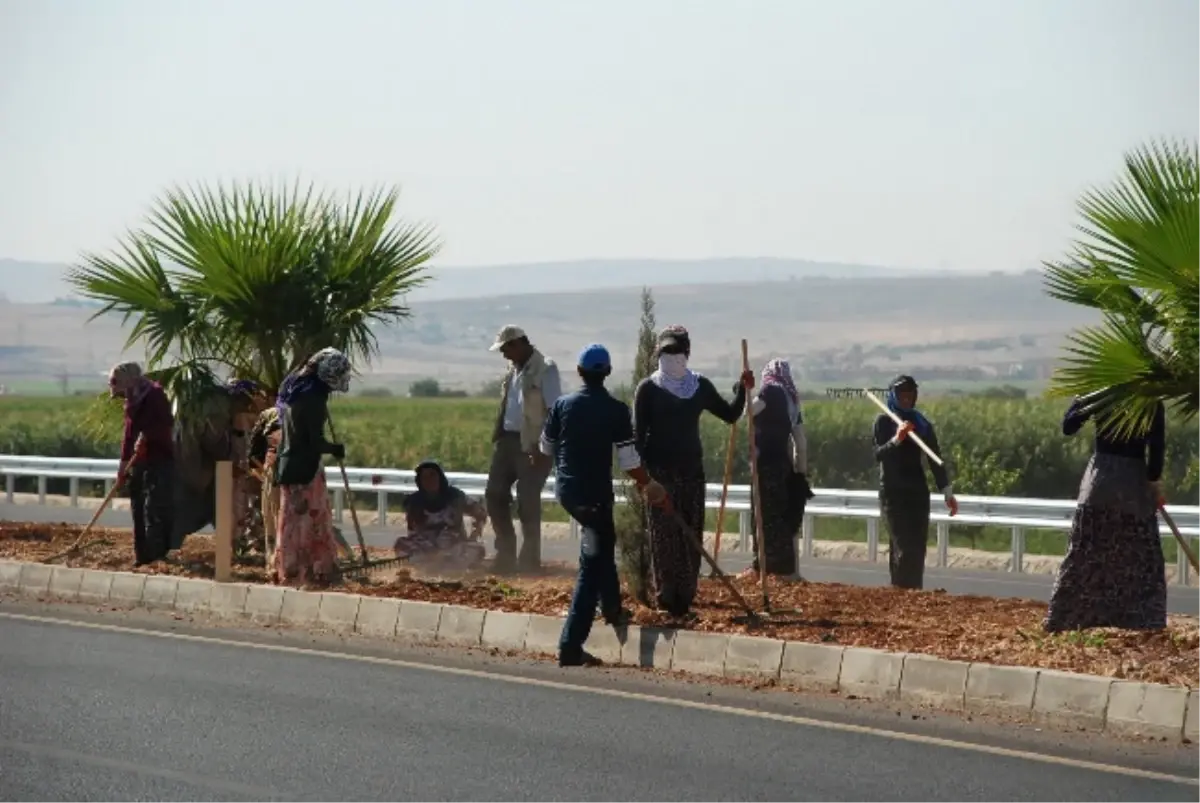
[1,610,1195,788]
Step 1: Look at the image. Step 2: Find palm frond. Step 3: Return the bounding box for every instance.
[69,177,439,398]
[1045,136,1199,431]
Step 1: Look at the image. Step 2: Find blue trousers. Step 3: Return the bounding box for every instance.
[558,501,621,658]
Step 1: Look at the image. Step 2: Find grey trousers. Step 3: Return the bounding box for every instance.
[485,432,551,569]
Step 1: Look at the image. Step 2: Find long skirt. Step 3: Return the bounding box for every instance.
[1044,453,1167,632]
[261,460,281,567]
[274,472,338,585]
[880,488,931,589]
[646,465,706,615]
[750,460,799,576]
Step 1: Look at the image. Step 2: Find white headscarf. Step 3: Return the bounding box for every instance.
[650,353,701,399]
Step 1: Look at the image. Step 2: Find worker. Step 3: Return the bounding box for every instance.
[108,361,176,567]
[539,343,670,667]
[486,325,562,574]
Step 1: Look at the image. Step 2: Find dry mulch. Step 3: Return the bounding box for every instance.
[3,521,1196,688]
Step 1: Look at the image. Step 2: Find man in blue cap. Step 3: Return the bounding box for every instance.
[539,343,671,667]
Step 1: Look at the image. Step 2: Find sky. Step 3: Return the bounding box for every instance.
[0,0,1196,275]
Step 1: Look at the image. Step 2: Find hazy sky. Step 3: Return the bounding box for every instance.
[0,0,1195,274]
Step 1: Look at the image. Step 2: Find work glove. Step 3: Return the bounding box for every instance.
[643,480,674,515]
[329,442,346,461]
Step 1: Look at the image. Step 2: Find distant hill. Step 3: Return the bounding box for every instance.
[404,257,916,301]
[0,269,1093,394]
[3,254,948,306]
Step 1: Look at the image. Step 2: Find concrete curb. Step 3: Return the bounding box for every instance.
[0,558,1193,744]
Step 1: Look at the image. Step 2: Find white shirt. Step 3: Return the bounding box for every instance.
[502,361,562,432]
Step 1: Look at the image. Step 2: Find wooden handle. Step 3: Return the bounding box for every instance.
[742,339,768,605]
[1159,505,1199,572]
[327,415,369,565]
[863,389,945,467]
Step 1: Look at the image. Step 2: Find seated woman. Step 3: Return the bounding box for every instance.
[394,460,488,570]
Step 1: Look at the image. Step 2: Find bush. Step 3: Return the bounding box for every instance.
[359,387,394,398]
[1,385,1197,504]
[409,378,442,398]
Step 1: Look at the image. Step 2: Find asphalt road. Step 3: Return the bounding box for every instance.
[4,502,1197,615]
[0,604,1195,802]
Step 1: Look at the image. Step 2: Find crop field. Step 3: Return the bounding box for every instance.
[1,394,1196,560]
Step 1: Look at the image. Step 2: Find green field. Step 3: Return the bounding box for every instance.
[2,393,1195,560]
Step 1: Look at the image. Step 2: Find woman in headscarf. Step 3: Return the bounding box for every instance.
[633,325,754,617]
[272,348,351,585]
[393,460,489,571]
[872,374,957,590]
[1044,396,1167,632]
[744,358,814,578]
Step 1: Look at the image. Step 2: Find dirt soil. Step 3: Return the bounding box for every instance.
[3,522,1196,688]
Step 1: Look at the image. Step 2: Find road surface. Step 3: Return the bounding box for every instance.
[3,502,1196,615]
[0,601,1195,801]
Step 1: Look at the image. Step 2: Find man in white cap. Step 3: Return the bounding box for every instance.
[486,324,562,574]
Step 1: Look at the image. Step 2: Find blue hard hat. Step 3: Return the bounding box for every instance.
[578,343,611,371]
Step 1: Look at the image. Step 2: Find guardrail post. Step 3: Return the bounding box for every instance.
[333,488,344,523]
[1010,525,1025,573]
[867,517,879,563]
[104,478,114,497]
[69,477,79,507]
[377,490,388,526]
[37,476,46,505]
[936,521,949,567]
[214,460,233,583]
[739,511,750,553]
[4,474,13,504]
[802,514,814,559]
[1177,537,1191,586]
[569,519,579,540]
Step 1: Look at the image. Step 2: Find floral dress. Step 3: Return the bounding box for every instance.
[394,492,487,571]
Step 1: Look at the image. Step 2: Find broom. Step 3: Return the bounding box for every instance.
[326,414,369,567]
[741,340,771,610]
[49,436,143,563]
[1159,504,1200,573]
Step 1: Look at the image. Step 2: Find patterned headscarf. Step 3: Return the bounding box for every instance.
[761,358,800,423]
[275,348,351,414]
[312,347,351,392]
[225,378,259,397]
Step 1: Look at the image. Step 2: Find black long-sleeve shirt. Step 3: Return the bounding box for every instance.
[872,414,950,494]
[1062,398,1165,482]
[754,384,797,466]
[634,376,746,476]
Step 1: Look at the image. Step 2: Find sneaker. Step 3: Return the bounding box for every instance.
[558,650,603,668]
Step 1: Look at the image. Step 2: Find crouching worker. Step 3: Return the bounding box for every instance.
[539,344,671,667]
[394,460,488,571]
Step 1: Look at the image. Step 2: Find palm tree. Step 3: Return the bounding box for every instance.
[68,179,440,407]
[1043,138,1198,438]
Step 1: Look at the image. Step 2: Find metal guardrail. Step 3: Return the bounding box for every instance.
[1,454,1196,583]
